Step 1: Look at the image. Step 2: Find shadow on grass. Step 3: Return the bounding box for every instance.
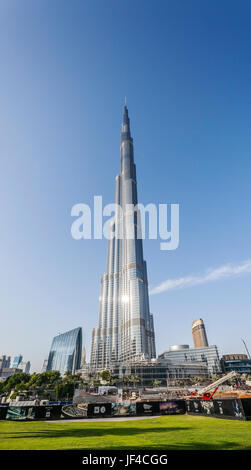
[94,441,250,450]
[3,426,189,440]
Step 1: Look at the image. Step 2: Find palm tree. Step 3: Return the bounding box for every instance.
[122,375,130,387]
[152,380,162,388]
[130,375,140,388]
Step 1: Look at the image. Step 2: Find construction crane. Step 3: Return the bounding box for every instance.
[189,371,239,400]
[241,338,251,360]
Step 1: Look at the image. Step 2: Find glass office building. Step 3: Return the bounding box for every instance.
[47,327,82,376]
[11,355,23,369]
[159,344,221,375]
[111,360,208,386]
[221,354,251,375]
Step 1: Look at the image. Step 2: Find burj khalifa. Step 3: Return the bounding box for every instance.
[90,105,156,370]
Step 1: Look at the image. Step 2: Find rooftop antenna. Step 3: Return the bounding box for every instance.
[241,338,251,359]
[124,96,127,106]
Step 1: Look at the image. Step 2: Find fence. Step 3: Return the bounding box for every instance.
[0,398,250,421]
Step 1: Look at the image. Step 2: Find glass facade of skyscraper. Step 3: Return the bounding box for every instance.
[47,327,82,376]
[11,355,23,369]
[159,345,221,375]
[91,106,156,369]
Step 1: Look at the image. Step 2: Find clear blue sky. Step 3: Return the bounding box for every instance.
[0,0,251,372]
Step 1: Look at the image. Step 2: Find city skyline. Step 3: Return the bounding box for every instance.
[1,1,251,372]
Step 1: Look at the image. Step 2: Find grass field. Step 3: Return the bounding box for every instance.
[0,415,251,450]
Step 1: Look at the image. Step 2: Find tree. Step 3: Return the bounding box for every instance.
[99,370,112,384]
[0,373,30,394]
[130,375,140,388]
[122,375,130,387]
[55,382,75,400]
[152,380,162,388]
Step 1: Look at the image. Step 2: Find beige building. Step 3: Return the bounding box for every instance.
[192,319,209,348]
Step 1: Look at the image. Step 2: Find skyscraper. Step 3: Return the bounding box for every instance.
[90,105,156,369]
[47,327,82,376]
[192,319,209,348]
[19,361,31,374]
[11,355,23,369]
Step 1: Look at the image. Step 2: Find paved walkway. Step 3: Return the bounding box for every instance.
[47,415,161,423]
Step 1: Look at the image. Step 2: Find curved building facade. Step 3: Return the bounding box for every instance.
[47,327,82,376]
[90,106,156,369]
[192,319,209,348]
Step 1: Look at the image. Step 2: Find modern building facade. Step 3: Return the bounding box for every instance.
[11,355,23,369]
[159,344,221,375]
[81,347,86,368]
[192,319,209,348]
[47,327,82,376]
[221,354,251,375]
[110,359,208,387]
[19,361,31,374]
[0,368,22,380]
[0,355,11,369]
[41,359,48,373]
[90,105,156,369]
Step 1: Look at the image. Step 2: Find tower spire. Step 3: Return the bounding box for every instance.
[121,102,131,141]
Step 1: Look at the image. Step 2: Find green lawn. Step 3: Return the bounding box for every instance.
[0,415,251,450]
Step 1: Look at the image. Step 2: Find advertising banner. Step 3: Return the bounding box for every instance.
[240,398,251,419]
[112,402,136,416]
[61,404,88,419]
[159,400,186,415]
[186,398,247,420]
[87,403,112,417]
[213,399,244,419]
[136,401,160,416]
[199,400,215,416]
[0,406,8,420]
[6,405,63,421]
[6,406,35,420]
[185,400,202,414]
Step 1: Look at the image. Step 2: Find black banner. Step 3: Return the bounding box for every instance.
[87,403,112,417]
[185,400,202,414]
[136,401,160,415]
[186,399,246,420]
[61,404,88,418]
[5,405,63,421]
[0,406,8,420]
[240,399,251,419]
[159,400,186,415]
[111,402,136,416]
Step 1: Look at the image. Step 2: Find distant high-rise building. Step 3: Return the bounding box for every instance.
[90,105,156,370]
[41,359,48,373]
[11,355,23,369]
[192,319,209,348]
[0,355,11,369]
[81,347,86,368]
[19,361,31,374]
[47,327,82,376]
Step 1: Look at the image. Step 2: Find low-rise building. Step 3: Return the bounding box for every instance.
[220,354,251,375]
[0,367,22,380]
[109,358,209,387]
